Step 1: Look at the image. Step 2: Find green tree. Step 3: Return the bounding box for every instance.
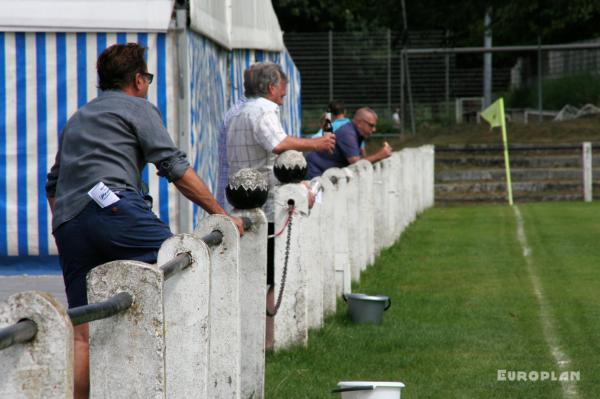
[273,0,600,45]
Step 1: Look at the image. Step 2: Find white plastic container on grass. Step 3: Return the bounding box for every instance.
[332,381,405,399]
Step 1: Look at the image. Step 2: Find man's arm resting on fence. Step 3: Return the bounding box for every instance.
[174,167,244,235]
[347,142,393,165]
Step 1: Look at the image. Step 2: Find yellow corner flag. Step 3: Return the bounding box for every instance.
[480,98,514,205]
[480,99,503,128]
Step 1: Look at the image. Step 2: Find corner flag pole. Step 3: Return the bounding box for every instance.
[499,99,514,205]
[480,98,514,205]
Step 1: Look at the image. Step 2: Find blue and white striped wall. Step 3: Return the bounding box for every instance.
[0,29,302,259]
[188,32,301,227]
[0,32,179,257]
[228,47,301,138]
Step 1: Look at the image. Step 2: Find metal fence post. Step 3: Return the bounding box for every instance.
[445,30,450,123]
[176,8,192,233]
[538,35,543,122]
[483,9,493,108]
[400,48,405,134]
[329,30,333,101]
[405,52,417,135]
[387,29,392,114]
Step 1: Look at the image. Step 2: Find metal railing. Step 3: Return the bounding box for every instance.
[0,216,253,350]
[0,319,38,350]
[68,292,134,326]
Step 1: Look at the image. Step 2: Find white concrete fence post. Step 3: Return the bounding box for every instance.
[583,142,592,202]
[317,176,338,317]
[322,168,352,296]
[194,215,242,399]
[397,151,409,233]
[372,162,385,255]
[157,234,212,399]
[381,158,394,247]
[399,150,410,230]
[344,166,362,281]
[390,154,403,240]
[349,162,368,273]
[88,260,165,398]
[231,208,268,399]
[273,183,309,350]
[0,145,440,396]
[0,291,73,399]
[356,160,376,268]
[303,183,324,330]
[406,149,417,224]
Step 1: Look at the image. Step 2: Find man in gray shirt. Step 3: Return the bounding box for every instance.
[46,43,243,399]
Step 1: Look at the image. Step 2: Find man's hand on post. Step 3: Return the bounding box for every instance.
[315,133,336,153]
[379,141,393,158]
[229,215,245,236]
[302,181,316,209]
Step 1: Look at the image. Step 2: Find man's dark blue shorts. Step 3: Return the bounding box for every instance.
[53,191,172,308]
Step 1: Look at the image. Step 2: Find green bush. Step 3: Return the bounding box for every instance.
[542,73,600,109]
[505,73,600,110]
[504,87,534,108]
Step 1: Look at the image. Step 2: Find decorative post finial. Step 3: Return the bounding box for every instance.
[273,150,307,183]
[226,168,269,209]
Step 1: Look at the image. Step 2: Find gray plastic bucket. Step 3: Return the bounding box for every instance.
[343,293,391,325]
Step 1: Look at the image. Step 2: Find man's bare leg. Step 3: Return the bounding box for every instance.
[73,323,90,399]
[265,286,274,351]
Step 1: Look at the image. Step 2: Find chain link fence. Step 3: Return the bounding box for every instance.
[284,31,600,134]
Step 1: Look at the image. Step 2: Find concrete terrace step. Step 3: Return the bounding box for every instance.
[436,154,589,169]
[435,180,584,194]
[438,191,584,204]
[436,168,592,182]
[436,143,591,152]
[433,143,596,204]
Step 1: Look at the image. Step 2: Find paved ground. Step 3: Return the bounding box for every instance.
[0,256,67,307]
[0,276,68,307]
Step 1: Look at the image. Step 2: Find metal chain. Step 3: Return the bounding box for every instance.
[266,205,294,317]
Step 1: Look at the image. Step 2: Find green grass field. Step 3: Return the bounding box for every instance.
[265,202,600,398]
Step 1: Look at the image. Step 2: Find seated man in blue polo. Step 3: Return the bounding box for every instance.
[306,107,393,178]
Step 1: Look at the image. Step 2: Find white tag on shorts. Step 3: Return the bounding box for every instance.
[88,182,119,208]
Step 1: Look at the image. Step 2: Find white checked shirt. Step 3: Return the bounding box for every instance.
[226,97,288,221]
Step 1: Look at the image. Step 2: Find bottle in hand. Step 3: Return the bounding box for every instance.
[323,112,333,134]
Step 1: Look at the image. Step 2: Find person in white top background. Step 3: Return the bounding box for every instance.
[226,62,335,349]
